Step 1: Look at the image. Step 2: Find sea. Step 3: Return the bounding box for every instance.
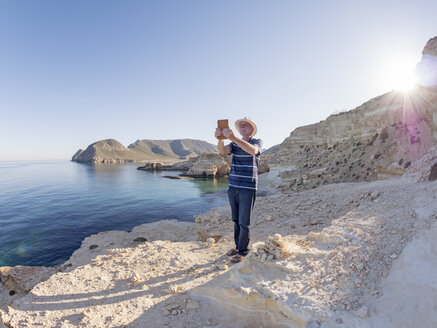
[0,160,229,268]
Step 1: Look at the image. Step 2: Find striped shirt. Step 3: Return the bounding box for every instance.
[228,137,263,190]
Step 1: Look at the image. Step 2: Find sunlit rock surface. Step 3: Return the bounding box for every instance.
[184,152,231,177]
[268,87,437,191]
[2,178,436,327]
[416,36,437,88]
[261,36,437,192]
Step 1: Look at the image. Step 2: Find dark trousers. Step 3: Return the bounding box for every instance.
[227,186,256,256]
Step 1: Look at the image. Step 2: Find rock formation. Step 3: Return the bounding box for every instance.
[72,139,217,164]
[72,139,138,164]
[257,36,437,193]
[184,152,231,177]
[137,156,197,171]
[129,139,217,160]
[415,36,437,88]
[71,149,84,161]
[267,86,437,192]
[138,150,271,178]
[138,152,231,178]
[0,266,57,295]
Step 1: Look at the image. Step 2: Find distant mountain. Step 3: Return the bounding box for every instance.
[72,139,217,164]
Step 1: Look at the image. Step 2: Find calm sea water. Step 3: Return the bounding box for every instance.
[0,161,229,268]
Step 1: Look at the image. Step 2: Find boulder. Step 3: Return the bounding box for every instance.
[184,152,231,178]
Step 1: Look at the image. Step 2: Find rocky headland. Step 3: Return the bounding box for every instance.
[2,37,437,328]
[138,151,270,178]
[72,139,217,164]
[137,152,231,177]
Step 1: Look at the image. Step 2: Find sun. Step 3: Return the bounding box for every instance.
[383,57,418,93]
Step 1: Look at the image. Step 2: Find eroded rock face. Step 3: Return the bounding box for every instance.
[0,266,57,294]
[407,145,437,182]
[137,152,230,177]
[71,149,83,161]
[258,153,272,174]
[269,86,437,191]
[415,36,437,88]
[72,139,217,164]
[137,162,175,170]
[422,36,437,56]
[137,157,197,171]
[185,152,231,177]
[429,163,437,181]
[72,139,140,164]
[268,36,437,193]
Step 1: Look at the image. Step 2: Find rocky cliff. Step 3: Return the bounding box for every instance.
[72,139,217,164]
[265,38,437,192]
[415,36,437,88]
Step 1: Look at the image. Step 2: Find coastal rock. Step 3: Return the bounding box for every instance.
[137,162,174,170]
[269,86,437,192]
[127,146,270,178]
[73,139,136,164]
[422,36,437,56]
[264,37,437,192]
[181,150,271,178]
[184,152,231,177]
[415,36,437,89]
[72,139,217,164]
[129,139,217,160]
[137,156,197,171]
[72,149,84,161]
[0,266,57,294]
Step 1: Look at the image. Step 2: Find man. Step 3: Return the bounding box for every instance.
[215,117,263,263]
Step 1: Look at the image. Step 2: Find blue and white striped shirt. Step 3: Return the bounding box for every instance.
[228,137,263,190]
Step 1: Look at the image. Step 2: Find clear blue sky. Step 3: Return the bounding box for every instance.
[1,0,436,160]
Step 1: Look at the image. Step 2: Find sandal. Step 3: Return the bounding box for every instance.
[230,254,245,263]
[226,248,238,256]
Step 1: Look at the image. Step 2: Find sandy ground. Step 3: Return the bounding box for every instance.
[1,176,436,327]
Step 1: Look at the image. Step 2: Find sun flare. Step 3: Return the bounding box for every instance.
[383,57,418,93]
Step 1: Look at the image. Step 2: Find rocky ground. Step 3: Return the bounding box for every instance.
[1,173,436,327]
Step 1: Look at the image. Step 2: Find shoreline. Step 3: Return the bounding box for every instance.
[0,160,230,269]
[1,176,436,327]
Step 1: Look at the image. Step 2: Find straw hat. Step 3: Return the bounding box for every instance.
[235,117,257,136]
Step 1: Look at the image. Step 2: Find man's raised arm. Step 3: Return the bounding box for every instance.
[216,128,231,155]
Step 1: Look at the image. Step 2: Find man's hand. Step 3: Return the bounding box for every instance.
[222,128,235,140]
[215,128,224,139]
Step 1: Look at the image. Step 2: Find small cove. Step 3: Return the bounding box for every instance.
[0,160,228,267]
